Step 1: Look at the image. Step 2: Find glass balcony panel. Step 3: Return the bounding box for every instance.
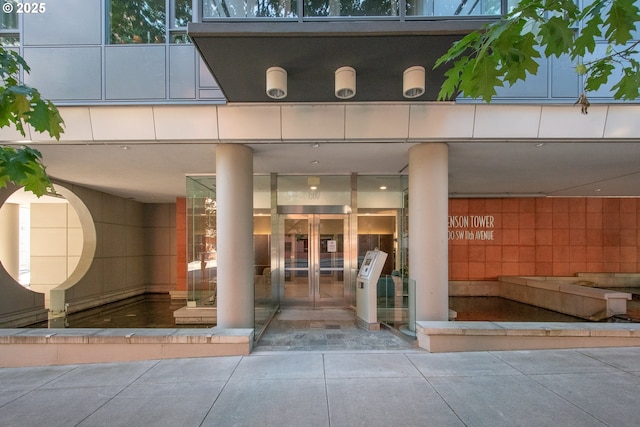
[203,0,298,18]
[406,0,502,17]
[304,0,399,17]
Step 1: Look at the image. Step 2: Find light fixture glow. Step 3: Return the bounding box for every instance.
[310,186,318,190]
[266,66,287,99]
[379,186,387,190]
[403,66,425,98]
[335,66,356,99]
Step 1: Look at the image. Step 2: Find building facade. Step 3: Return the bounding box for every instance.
[1,0,639,335]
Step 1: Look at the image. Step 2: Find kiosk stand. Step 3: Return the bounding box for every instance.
[356,250,388,330]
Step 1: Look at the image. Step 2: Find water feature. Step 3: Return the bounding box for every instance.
[24,294,212,328]
[449,297,584,322]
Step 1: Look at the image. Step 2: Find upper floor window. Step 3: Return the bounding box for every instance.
[0,0,19,46]
[108,0,167,44]
[171,0,192,43]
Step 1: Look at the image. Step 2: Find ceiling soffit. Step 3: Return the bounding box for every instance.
[188,20,493,103]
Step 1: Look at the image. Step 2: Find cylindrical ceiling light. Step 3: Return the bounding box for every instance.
[335,66,356,99]
[403,66,425,98]
[266,66,287,99]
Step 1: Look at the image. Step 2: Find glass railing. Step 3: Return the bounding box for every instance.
[202,0,508,20]
[376,274,415,337]
[254,266,278,339]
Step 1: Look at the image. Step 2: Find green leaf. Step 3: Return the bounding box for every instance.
[434,31,482,69]
[585,60,616,92]
[574,13,603,57]
[502,33,541,86]
[437,57,470,101]
[611,67,640,100]
[0,146,53,197]
[539,15,575,58]
[604,0,640,45]
[469,54,505,102]
[28,99,65,140]
[1,47,64,196]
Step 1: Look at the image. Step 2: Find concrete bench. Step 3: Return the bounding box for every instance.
[416,321,640,353]
[0,327,253,367]
[499,276,631,321]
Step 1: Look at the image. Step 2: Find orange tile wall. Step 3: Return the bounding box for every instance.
[176,197,186,291]
[448,198,640,280]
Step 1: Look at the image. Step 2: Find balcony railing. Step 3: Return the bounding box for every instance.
[201,0,511,20]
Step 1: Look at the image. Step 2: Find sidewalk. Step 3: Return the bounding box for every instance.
[1,346,639,426]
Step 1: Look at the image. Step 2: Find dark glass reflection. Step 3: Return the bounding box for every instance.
[109,0,166,44]
[304,0,398,17]
[450,297,585,322]
[203,0,298,18]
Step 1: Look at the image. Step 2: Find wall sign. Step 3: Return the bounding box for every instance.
[448,215,495,241]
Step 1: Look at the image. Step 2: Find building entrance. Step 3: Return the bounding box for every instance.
[281,214,347,308]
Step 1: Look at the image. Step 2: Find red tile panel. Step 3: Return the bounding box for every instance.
[446,197,639,280]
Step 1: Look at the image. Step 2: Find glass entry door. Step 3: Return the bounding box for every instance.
[283,215,346,307]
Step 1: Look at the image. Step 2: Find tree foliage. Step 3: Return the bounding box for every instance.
[435,0,640,113]
[0,47,65,196]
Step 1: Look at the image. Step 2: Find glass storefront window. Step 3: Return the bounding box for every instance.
[304,0,399,17]
[186,175,277,335]
[186,176,217,307]
[357,175,409,330]
[203,0,297,18]
[108,0,166,44]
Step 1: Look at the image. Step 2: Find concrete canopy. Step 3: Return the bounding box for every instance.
[188,20,493,103]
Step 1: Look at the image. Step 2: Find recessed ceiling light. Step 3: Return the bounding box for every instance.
[311,143,320,148]
[310,186,318,190]
[120,145,130,150]
[535,143,545,147]
[380,186,387,190]
[311,160,319,165]
[595,188,602,192]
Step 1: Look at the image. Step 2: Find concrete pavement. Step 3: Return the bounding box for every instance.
[1,346,639,426]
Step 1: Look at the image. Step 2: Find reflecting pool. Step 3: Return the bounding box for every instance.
[449,297,584,322]
[26,294,212,329]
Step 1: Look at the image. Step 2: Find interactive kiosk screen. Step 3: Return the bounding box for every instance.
[357,250,385,282]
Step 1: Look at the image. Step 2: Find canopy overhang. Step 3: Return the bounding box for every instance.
[188,20,493,103]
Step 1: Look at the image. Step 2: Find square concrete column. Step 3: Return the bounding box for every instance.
[215,144,255,328]
[409,143,449,321]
